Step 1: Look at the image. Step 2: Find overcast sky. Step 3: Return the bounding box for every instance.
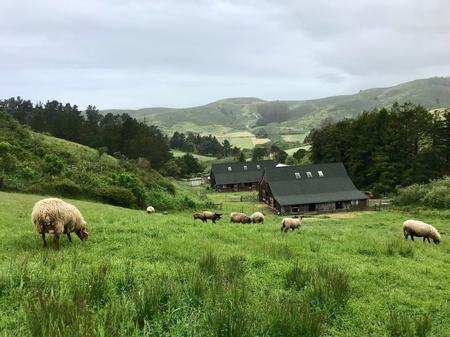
[1,0,450,109]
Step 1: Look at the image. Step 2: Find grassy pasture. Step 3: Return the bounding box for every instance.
[170,149,215,162]
[1,191,449,337]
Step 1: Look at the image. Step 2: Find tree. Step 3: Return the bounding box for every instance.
[252,147,268,161]
[238,151,246,162]
[273,149,288,163]
[293,148,307,161]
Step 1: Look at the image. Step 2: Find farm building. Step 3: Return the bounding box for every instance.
[259,163,368,214]
[210,160,277,191]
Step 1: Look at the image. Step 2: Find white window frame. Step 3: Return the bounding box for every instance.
[243,165,248,171]
[306,171,313,178]
[256,164,261,169]
[294,172,301,179]
[318,170,324,177]
[228,166,232,172]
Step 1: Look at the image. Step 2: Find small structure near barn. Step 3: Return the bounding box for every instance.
[259,163,368,214]
[190,177,203,186]
[210,160,277,191]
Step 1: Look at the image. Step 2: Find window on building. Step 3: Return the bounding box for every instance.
[318,170,324,177]
[256,164,261,169]
[243,165,248,171]
[228,166,232,171]
[294,172,301,179]
[306,171,312,178]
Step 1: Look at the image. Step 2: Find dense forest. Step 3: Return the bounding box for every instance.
[169,131,242,158]
[309,103,450,193]
[0,97,172,170]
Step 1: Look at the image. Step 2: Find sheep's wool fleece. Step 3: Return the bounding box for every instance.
[250,212,264,222]
[32,198,86,235]
[403,220,440,239]
[146,206,155,213]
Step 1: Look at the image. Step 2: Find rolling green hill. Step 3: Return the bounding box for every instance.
[102,77,450,142]
[0,113,202,210]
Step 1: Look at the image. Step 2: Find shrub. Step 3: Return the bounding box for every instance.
[43,154,65,176]
[394,177,450,209]
[93,186,137,208]
[49,178,82,197]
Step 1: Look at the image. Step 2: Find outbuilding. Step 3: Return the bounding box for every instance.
[259,163,368,214]
[210,160,277,191]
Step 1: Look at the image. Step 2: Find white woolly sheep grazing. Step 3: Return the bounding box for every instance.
[403,219,441,244]
[230,212,251,224]
[281,216,303,232]
[250,212,264,224]
[146,206,155,214]
[32,198,88,250]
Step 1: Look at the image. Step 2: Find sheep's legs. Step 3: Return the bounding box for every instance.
[41,233,47,247]
[53,234,60,250]
[66,232,72,242]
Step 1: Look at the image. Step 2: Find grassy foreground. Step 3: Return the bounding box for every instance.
[0,191,449,337]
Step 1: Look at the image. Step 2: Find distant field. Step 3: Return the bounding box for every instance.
[171,149,215,161]
[1,191,449,336]
[286,144,311,155]
[281,133,306,143]
[217,131,271,149]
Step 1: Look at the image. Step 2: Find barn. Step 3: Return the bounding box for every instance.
[210,160,277,191]
[259,163,368,214]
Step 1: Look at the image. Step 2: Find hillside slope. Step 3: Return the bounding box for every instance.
[102,77,450,135]
[0,113,200,210]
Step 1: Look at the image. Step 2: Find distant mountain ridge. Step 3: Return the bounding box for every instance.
[101,77,450,135]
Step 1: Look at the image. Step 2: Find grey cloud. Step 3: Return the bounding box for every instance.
[0,0,449,108]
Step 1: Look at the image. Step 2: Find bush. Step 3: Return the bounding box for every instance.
[48,178,82,197]
[394,177,450,209]
[93,186,137,208]
[43,154,65,176]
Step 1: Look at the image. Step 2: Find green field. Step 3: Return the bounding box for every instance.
[171,149,216,162]
[286,144,312,156]
[1,191,449,337]
[281,133,307,143]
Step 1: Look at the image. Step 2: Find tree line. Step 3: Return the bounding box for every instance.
[169,131,242,158]
[309,103,450,193]
[0,97,173,170]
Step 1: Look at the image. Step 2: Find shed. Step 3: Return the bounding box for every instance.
[210,160,277,191]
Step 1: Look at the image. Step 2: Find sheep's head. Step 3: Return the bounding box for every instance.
[214,213,223,219]
[76,221,89,241]
[243,217,252,224]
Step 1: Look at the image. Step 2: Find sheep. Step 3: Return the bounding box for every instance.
[146,206,155,214]
[230,212,252,224]
[403,219,441,244]
[193,211,222,223]
[250,211,265,224]
[32,198,88,250]
[281,216,303,232]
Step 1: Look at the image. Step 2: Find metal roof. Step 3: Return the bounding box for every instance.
[211,160,276,185]
[263,162,367,206]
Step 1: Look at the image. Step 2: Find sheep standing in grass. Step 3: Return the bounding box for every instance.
[230,212,251,224]
[281,216,303,232]
[403,220,441,244]
[250,212,265,224]
[146,206,155,214]
[32,198,88,250]
[193,211,222,223]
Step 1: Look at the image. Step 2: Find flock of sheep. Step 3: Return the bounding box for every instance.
[31,198,442,250]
